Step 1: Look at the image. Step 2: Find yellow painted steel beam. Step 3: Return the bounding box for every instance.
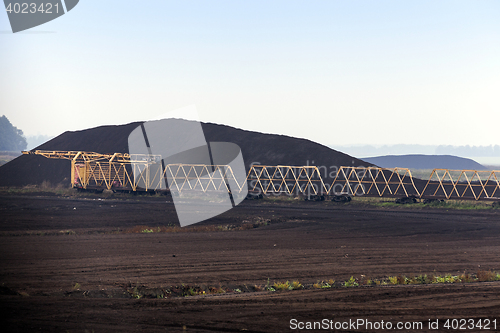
[421,169,500,200]
[22,150,161,163]
[21,150,500,200]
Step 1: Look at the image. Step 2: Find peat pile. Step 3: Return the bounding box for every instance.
[0,120,372,187]
[363,154,487,170]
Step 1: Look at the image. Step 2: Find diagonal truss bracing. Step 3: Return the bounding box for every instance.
[23,150,500,201]
[248,165,421,197]
[421,169,500,200]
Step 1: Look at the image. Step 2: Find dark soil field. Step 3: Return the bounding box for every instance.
[1,191,500,332]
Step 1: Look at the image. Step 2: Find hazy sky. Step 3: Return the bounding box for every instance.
[1,1,499,146]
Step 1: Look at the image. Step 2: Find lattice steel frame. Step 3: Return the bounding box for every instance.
[246,165,421,197]
[246,165,329,195]
[332,166,421,197]
[23,150,500,200]
[421,169,500,200]
[23,150,246,192]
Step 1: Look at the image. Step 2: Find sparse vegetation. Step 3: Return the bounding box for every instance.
[260,195,296,203]
[354,196,497,210]
[290,280,303,290]
[388,276,398,285]
[273,281,290,291]
[476,270,497,282]
[367,271,500,286]
[458,273,474,283]
[0,218,275,237]
[127,219,272,235]
[271,280,304,291]
[415,274,428,284]
[313,279,334,289]
[343,276,359,287]
[265,278,275,291]
[2,185,498,211]
[359,275,373,285]
[55,270,500,300]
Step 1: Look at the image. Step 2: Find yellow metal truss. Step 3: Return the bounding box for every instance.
[331,166,421,197]
[23,150,500,200]
[246,165,420,197]
[246,165,329,195]
[421,169,500,200]
[23,150,163,191]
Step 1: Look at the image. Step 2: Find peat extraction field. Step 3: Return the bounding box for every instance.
[1,190,500,332]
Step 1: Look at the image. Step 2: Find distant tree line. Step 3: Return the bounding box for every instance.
[0,115,27,151]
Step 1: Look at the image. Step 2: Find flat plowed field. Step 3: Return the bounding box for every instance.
[1,193,499,332]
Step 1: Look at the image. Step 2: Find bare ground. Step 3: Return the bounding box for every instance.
[1,192,500,332]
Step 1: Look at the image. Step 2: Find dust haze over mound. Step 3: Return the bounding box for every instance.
[0,120,372,187]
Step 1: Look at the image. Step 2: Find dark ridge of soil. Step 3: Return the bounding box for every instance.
[0,120,372,187]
